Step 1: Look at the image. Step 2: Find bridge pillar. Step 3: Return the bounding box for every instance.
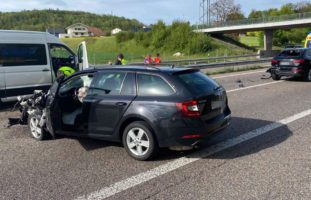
[264,29,273,55]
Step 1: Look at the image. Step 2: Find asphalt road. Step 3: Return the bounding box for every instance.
[0,68,311,200]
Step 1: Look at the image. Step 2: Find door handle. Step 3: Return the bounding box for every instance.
[116,102,127,107]
[42,68,50,72]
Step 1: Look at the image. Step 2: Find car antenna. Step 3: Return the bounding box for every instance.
[171,64,175,69]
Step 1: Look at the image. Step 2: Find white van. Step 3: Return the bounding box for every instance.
[0,30,88,103]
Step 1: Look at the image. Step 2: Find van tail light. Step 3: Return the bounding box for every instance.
[176,100,200,117]
[271,59,279,65]
[293,59,305,66]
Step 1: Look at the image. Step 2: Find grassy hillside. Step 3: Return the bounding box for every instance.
[239,36,261,48]
[0,9,143,32]
[62,36,253,64]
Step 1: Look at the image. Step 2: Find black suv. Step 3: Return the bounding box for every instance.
[270,48,311,81]
[30,66,231,160]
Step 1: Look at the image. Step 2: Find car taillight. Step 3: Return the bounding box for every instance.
[293,59,305,66]
[176,100,200,117]
[271,59,279,65]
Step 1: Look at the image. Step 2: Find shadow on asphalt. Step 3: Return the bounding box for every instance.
[3,112,292,162]
[154,116,292,161]
[54,116,292,161]
[0,101,16,112]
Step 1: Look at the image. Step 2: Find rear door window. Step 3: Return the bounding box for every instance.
[137,74,174,96]
[0,44,47,66]
[176,72,219,96]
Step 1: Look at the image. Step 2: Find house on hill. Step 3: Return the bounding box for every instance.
[58,23,104,38]
[111,28,122,35]
[88,27,104,37]
[66,23,89,37]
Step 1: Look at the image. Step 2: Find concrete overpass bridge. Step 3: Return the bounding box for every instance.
[196,12,311,56]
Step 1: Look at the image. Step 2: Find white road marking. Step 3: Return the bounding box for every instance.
[212,70,267,79]
[227,81,284,93]
[75,108,311,200]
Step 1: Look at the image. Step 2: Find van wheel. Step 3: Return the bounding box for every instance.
[304,69,311,82]
[271,73,281,80]
[28,113,49,141]
[123,122,158,161]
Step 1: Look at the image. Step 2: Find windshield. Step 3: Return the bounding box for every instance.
[176,72,219,96]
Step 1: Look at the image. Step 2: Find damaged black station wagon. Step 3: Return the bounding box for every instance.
[25,66,231,160]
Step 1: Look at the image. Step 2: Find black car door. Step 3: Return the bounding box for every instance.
[83,71,136,137]
[46,73,94,136]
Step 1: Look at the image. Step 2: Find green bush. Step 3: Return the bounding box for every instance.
[119,21,214,55]
[151,20,168,49]
[116,31,134,43]
[187,33,213,54]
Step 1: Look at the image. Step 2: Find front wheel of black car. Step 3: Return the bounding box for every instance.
[271,73,281,80]
[123,122,158,161]
[28,113,49,141]
[304,69,311,82]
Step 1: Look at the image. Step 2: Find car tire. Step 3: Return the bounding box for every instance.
[122,121,158,161]
[271,73,281,81]
[304,69,311,82]
[28,113,49,141]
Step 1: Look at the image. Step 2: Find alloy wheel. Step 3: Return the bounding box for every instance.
[126,128,150,156]
[29,117,42,139]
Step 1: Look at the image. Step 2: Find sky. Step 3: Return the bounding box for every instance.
[0,0,306,25]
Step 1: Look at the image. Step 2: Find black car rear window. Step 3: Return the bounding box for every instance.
[278,49,304,58]
[176,72,219,95]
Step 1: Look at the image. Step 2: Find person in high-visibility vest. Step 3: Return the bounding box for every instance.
[154,53,161,65]
[57,66,76,78]
[115,54,128,65]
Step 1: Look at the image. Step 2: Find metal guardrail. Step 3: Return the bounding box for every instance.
[129,54,260,66]
[185,58,272,69]
[196,12,311,29]
[94,54,272,69]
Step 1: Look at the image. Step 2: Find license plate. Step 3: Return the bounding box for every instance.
[280,61,291,66]
[211,101,222,110]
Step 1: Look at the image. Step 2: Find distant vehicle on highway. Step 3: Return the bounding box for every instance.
[0,30,89,104]
[270,48,311,81]
[304,32,311,48]
[23,66,231,160]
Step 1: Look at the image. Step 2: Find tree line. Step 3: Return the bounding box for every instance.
[0,9,143,33]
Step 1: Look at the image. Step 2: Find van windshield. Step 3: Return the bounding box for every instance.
[176,72,219,96]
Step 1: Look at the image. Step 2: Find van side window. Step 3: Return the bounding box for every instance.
[0,44,47,66]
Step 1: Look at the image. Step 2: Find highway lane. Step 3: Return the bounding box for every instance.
[0,70,310,200]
